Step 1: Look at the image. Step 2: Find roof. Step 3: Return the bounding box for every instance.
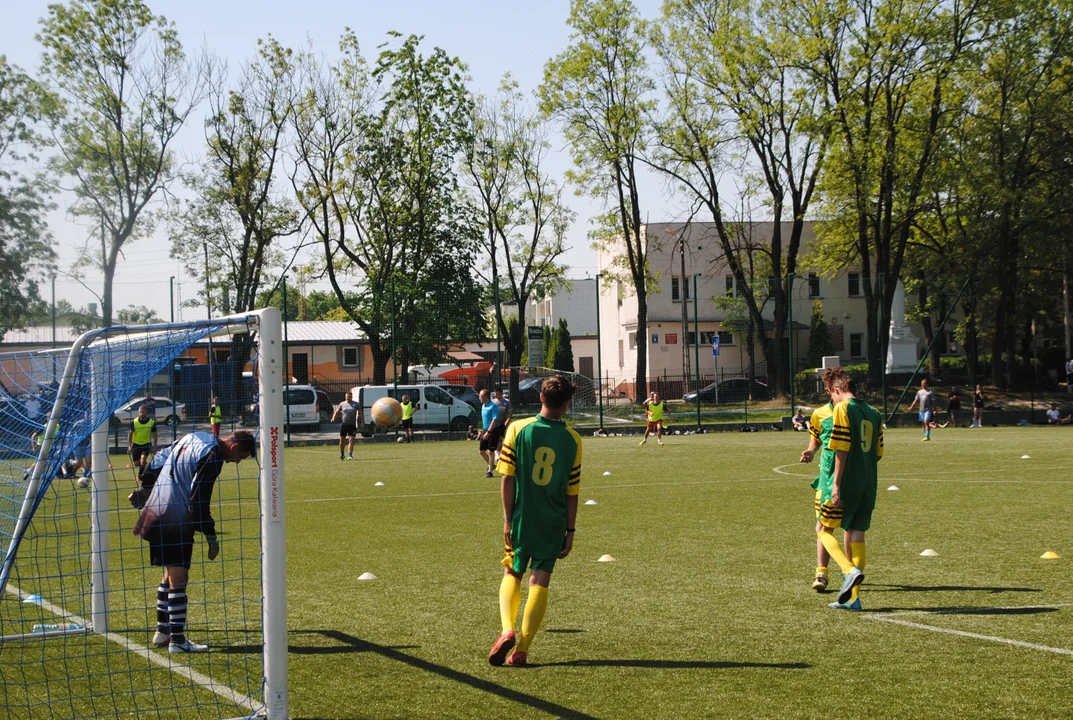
[447,350,484,361]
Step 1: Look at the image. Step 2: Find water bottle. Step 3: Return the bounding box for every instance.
[31,622,83,633]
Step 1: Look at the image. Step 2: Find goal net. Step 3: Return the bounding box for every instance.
[0,310,287,719]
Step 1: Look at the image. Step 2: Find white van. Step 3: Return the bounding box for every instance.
[354,385,477,436]
[283,384,323,431]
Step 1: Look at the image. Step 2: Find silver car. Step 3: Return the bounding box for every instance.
[112,397,187,426]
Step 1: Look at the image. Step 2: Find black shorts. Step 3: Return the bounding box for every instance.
[401,418,413,430]
[131,442,152,457]
[479,427,503,452]
[340,423,357,438]
[146,526,195,569]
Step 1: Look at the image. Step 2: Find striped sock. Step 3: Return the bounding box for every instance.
[156,583,169,633]
[168,591,188,644]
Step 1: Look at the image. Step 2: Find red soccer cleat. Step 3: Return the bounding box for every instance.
[488,630,516,666]
[506,650,527,667]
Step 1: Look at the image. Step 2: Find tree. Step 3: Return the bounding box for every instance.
[37,0,209,326]
[116,304,161,324]
[553,318,575,372]
[255,284,301,321]
[170,37,300,319]
[540,0,655,399]
[806,301,833,368]
[807,0,982,381]
[0,58,58,342]
[304,290,344,321]
[291,32,484,383]
[464,78,573,399]
[653,0,832,395]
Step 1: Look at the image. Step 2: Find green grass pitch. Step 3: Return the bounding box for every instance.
[282,426,1073,719]
[3,426,1072,718]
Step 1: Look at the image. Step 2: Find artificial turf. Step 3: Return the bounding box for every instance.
[4,425,1073,718]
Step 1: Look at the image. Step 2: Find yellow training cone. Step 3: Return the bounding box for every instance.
[1041,551,1061,559]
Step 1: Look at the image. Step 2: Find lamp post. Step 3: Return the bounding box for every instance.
[595,273,604,429]
[169,276,175,322]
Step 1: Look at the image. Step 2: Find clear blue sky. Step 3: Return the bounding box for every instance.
[3,0,678,319]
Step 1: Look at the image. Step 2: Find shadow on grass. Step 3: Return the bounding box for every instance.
[535,659,809,670]
[545,628,585,634]
[867,606,1059,616]
[284,630,601,720]
[868,584,1041,594]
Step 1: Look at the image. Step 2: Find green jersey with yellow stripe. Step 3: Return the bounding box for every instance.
[495,415,582,561]
[828,397,883,492]
[809,403,835,495]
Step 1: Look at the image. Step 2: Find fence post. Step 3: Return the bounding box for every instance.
[787,272,795,416]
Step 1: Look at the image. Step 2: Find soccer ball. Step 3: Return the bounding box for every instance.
[77,476,89,489]
[371,397,403,429]
[396,436,405,443]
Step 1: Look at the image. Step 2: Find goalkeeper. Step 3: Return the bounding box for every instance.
[133,431,255,653]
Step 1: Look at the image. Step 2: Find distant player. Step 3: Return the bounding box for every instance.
[907,379,936,441]
[488,375,581,667]
[942,389,962,428]
[478,389,502,478]
[792,408,809,432]
[399,395,417,443]
[128,404,158,471]
[972,384,985,427]
[209,397,222,438]
[133,431,255,653]
[815,367,883,611]
[640,391,666,446]
[493,388,513,454]
[331,391,361,459]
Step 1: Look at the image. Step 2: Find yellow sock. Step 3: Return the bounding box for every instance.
[815,566,828,576]
[517,585,549,653]
[498,574,521,634]
[849,542,866,602]
[818,530,854,574]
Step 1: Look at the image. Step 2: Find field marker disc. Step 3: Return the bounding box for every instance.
[597,554,616,562]
[920,549,939,557]
[357,572,378,580]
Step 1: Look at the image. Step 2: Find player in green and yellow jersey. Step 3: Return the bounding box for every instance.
[640,391,666,446]
[128,404,158,471]
[801,400,841,593]
[488,375,582,668]
[813,367,883,611]
[399,395,417,444]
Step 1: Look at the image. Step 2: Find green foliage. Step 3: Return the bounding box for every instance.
[115,305,161,324]
[806,301,833,368]
[0,58,58,342]
[552,318,575,372]
[542,324,555,368]
[37,0,207,326]
[256,285,301,321]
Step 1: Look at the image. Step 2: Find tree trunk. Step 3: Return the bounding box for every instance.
[635,292,648,400]
[370,340,391,385]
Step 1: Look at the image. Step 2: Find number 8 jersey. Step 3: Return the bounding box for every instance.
[496,416,583,560]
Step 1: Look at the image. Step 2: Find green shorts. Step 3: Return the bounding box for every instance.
[502,545,557,575]
[838,478,877,532]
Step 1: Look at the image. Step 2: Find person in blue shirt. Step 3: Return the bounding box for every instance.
[479,388,502,479]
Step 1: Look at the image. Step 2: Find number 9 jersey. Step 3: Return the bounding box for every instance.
[828,397,884,531]
[496,416,583,563]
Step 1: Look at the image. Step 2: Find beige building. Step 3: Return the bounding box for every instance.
[596,221,929,395]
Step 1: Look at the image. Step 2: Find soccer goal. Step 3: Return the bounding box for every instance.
[0,309,287,719]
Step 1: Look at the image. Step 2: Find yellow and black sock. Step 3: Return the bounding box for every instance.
[499,574,521,634]
[849,542,866,603]
[517,586,548,653]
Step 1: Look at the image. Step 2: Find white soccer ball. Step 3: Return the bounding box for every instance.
[396,436,405,443]
[77,476,90,489]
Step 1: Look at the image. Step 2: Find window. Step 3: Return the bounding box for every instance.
[686,331,716,346]
[850,333,863,359]
[808,273,821,298]
[628,332,637,350]
[671,277,691,302]
[424,386,451,405]
[725,275,735,297]
[284,389,315,406]
[827,323,844,352]
[342,347,359,367]
[719,330,734,346]
[848,273,861,297]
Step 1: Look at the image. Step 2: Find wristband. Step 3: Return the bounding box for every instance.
[566,528,575,533]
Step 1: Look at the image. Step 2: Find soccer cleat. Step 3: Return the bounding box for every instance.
[837,567,864,604]
[812,573,828,592]
[505,649,528,667]
[347,455,354,461]
[657,440,665,446]
[488,630,516,666]
[339,454,344,461]
[484,471,494,479]
[638,440,646,446]
[168,639,208,653]
[921,436,930,441]
[828,598,863,612]
[152,631,170,647]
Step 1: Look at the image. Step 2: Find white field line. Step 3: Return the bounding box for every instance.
[3,584,259,714]
[863,614,1073,657]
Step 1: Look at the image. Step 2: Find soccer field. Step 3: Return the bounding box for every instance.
[280,426,1073,719]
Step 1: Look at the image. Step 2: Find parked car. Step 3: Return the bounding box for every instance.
[112,396,187,426]
[283,385,323,431]
[353,384,477,436]
[440,384,482,412]
[682,378,770,404]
